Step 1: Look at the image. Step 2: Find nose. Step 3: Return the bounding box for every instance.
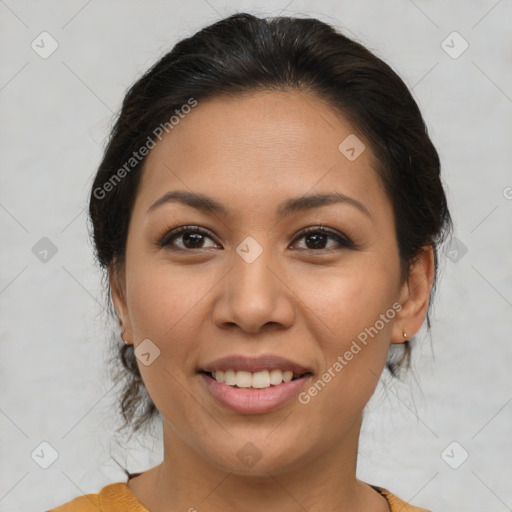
[212,242,295,334]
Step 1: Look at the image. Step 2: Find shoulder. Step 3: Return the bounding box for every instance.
[47,482,140,512]
[47,493,100,512]
[372,485,432,512]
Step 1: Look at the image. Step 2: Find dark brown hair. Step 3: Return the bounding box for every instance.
[88,12,452,434]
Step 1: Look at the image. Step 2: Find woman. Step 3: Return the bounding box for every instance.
[49,12,451,512]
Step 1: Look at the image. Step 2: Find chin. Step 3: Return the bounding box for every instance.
[199,436,311,477]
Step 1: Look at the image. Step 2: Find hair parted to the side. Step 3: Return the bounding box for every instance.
[88,12,452,435]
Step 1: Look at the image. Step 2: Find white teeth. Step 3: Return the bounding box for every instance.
[269,369,283,385]
[252,370,270,388]
[236,371,252,388]
[282,370,293,383]
[223,370,236,385]
[211,369,299,388]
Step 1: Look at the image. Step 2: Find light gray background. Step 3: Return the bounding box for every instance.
[1,1,511,511]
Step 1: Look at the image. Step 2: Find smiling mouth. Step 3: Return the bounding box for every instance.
[200,369,312,389]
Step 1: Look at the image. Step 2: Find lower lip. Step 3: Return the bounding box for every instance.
[199,372,312,414]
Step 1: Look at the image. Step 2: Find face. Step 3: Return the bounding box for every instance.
[111,90,433,476]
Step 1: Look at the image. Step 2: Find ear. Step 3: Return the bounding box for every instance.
[391,245,435,344]
[109,259,133,345]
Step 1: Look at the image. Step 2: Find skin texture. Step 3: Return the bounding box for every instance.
[110,89,435,512]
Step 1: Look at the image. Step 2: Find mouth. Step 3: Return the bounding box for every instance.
[199,369,312,389]
[197,354,314,413]
[197,355,314,414]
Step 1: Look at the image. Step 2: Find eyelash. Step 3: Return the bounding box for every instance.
[156,224,356,253]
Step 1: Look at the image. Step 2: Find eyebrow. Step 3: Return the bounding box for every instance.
[147,190,371,219]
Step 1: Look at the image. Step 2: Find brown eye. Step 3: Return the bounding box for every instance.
[291,226,355,252]
[158,226,219,250]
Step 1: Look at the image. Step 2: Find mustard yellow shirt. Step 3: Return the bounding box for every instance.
[47,481,431,511]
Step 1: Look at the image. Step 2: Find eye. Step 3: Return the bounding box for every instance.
[156,224,356,252]
[157,225,219,250]
[290,225,355,252]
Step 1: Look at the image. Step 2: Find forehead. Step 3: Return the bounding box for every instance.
[135,90,388,220]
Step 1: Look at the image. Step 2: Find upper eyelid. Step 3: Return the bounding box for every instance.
[159,225,352,248]
[159,225,217,246]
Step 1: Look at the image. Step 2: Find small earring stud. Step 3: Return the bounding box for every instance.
[121,328,129,345]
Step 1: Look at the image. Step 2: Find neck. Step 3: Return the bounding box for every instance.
[128,413,389,512]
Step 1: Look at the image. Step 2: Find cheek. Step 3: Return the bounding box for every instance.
[292,257,399,337]
[291,263,398,385]
[125,248,399,368]
[125,261,216,338]
[123,263,214,424]
[123,261,218,405]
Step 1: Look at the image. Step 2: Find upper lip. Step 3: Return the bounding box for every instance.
[200,355,312,375]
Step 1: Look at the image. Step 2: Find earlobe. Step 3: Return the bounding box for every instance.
[391,245,435,344]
